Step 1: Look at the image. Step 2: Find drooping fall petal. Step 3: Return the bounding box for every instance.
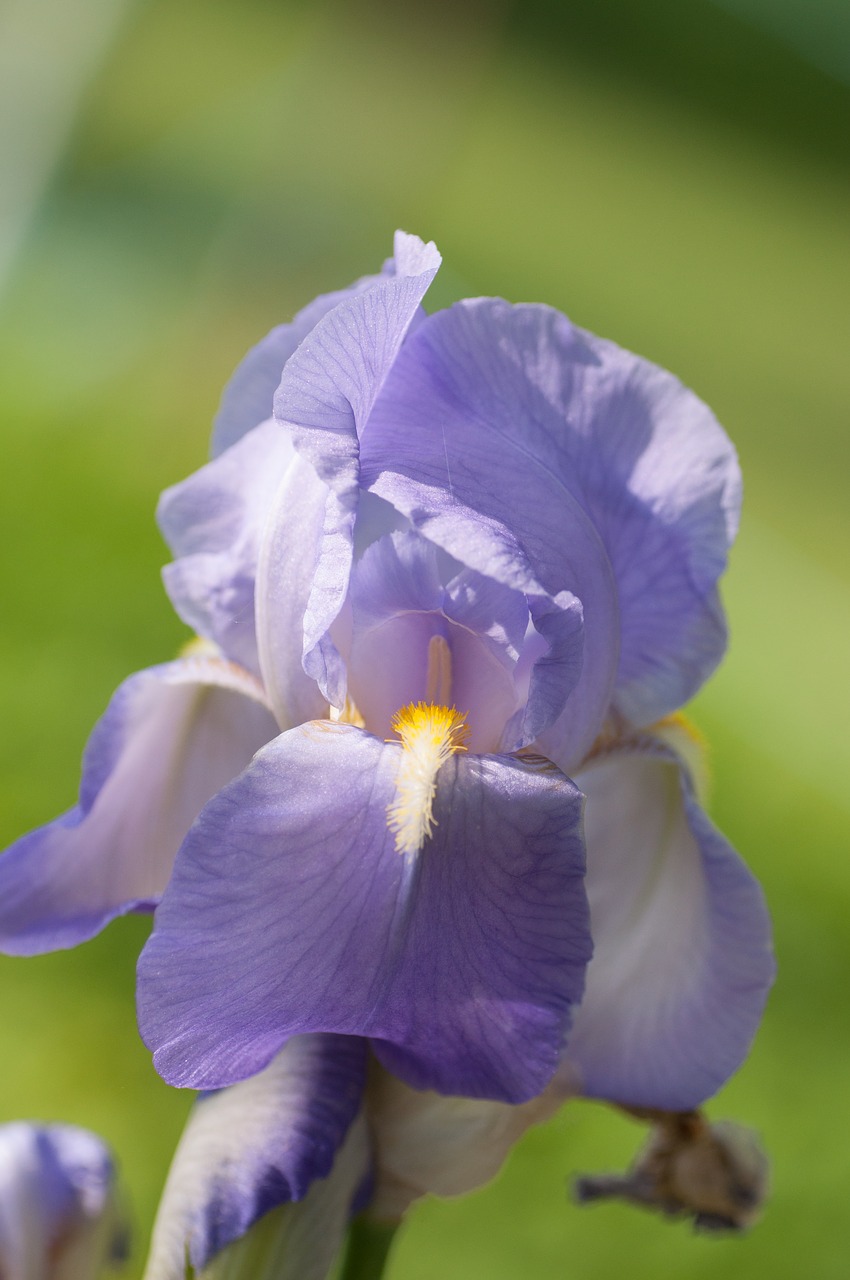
[0,654,276,954]
[138,722,589,1104]
[565,736,774,1110]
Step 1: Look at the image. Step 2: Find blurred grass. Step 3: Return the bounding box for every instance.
[0,0,847,1274]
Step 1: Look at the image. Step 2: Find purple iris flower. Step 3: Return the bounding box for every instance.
[0,1122,128,1279]
[0,233,774,1256]
[134,229,772,1105]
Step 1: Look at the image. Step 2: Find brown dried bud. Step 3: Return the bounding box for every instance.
[572,1108,768,1233]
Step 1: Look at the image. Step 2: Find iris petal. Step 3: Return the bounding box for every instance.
[137,723,589,1104]
[344,531,529,751]
[360,303,620,771]
[565,737,775,1110]
[159,420,294,676]
[0,655,277,954]
[193,1117,370,1280]
[211,255,399,457]
[260,233,441,710]
[367,1064,572,1220]
[362,298,740,757]
[0,1123,125,1280]
[143,1035,366,1274]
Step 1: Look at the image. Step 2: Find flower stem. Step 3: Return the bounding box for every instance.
[338,1216,400,1280]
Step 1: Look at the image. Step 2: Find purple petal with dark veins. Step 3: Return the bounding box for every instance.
[137,723,589,1104]
[360,304,622,771]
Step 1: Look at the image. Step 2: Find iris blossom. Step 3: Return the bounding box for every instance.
[0,1122,127,1279]
[0,234,774,1266]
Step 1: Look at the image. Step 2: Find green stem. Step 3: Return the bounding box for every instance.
[338,1215,401,1280]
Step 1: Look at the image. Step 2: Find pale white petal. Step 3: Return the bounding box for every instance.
[197,1119,368,1280]
[143,1035,366,1277]
[566,736,774,1110]
[366,1067,574,1220]
[0,652,277,953]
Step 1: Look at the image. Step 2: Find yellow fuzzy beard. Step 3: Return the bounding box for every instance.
[387,703,470,855]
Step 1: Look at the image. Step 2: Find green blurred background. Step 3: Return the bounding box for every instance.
[0,0,848,1274]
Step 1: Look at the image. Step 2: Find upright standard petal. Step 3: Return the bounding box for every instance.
[138,722,590,1104]
[343,530,532,752]
[364,299,739,747]
[210,236,420,457]
[565,733,775,1110]
[360,303,621,771]
[0,653,277,954]
[0,1123,127,1280]
[159,421,294,676]
[143,1035,366,1277]
[254,454,337,730]
[262,233,441,710]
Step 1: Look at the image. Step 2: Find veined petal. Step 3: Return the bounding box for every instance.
[344,531,530,752]
[342,530,445,734]
[565,736,775,1110]
[143,1035,366,1276]
[366,1064,574,1220]
[0,1123,127,1280]
[360,302,621,770]
[211,257,399,457]
[278,231,441,491]
[441,565,533,751]
[257,473,420,732]
[0,654,277,954]
[255,454,336,729]
[363,298,741,749]
[138,723,590,1104]
[159,420,294,676]
[349,528,444,626]
[196,1116,370,1280]
[263,233,441,708]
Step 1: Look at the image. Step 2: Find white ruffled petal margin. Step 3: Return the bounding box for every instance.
[564,727,775,1111]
